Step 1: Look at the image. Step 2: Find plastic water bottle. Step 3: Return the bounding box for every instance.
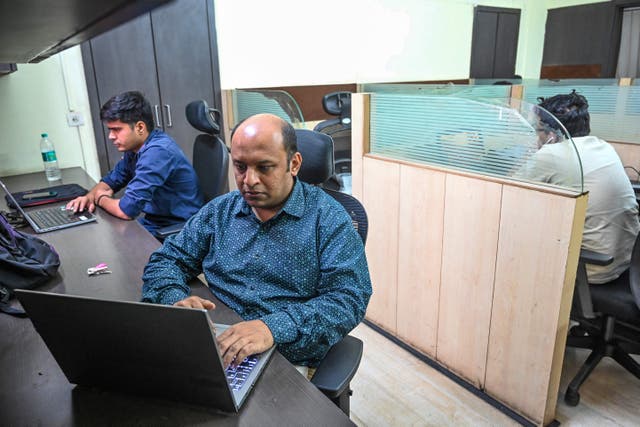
[40,133,62,181]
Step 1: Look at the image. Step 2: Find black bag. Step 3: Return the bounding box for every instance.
[0,213,60,316]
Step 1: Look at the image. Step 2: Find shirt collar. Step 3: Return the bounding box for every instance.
[137,128,160,155]
[236,178,305,220]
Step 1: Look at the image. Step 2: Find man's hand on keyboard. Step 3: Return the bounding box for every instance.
[217,320,274,369]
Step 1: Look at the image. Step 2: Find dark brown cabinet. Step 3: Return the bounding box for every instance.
[82,0,222,175]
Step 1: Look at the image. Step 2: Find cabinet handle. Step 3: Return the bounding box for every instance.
[164,104,173,127]
[154,105,161,128]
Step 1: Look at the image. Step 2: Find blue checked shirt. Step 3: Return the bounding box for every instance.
[101,129,203,233]
[141,179,372,366]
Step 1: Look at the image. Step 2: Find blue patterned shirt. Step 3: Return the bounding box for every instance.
[101,129,204,233]
[141,179,372,366]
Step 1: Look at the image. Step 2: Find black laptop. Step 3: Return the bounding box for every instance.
[0,179,96,233]
[15,290,275,412]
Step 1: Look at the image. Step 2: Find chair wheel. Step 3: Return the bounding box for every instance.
[564,389,580,406]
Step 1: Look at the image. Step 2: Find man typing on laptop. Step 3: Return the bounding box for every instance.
[66,91,203,235]
[141,114,372,376]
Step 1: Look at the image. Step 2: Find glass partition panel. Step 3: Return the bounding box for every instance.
[361,83,511,100]
[232,89,304,127]
[369,94,583,192]
[523,85,640,143]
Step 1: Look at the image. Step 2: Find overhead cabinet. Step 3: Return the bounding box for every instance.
[82,0,222,174]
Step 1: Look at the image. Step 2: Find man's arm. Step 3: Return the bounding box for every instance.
[141,205,213,304]
[263,213,371,366]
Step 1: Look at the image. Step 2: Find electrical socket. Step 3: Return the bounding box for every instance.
[67,112,85,127]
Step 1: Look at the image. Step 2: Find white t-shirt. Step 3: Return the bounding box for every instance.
[516,135,640,283]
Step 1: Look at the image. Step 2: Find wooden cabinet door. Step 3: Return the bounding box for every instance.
[89,13,162,170]
[151,0,217,162]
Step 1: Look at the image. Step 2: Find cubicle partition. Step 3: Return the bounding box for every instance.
[351,93,587,426]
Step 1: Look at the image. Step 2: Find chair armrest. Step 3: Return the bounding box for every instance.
[310,335,363,399]
[573,249,614,319]
[154,222,185,240]
[579,248,614,266]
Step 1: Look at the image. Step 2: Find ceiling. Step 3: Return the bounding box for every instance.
[0,0,172,63]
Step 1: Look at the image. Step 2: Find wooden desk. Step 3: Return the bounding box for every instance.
[0,168,352,426]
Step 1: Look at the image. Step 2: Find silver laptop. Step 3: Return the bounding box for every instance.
[0,178,96,233]
[15,290,275,413]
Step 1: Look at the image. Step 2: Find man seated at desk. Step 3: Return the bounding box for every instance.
[67,91,203,234]
[141,113,372,376]
[516,90,640,283]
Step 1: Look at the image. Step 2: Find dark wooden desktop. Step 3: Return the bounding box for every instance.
[0,167,353,426]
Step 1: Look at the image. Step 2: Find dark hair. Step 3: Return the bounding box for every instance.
[281,120,297,164]
[536,90,590,138]
[100,91,155,132]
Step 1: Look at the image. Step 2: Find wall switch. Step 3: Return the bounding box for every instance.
[67,112,85,127]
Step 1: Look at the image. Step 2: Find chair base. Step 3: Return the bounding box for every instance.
[565,316,640,406]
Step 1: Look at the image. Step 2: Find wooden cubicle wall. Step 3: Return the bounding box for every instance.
[351,94,588,426]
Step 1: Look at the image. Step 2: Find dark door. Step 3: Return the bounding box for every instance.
[151,0,216,161]
[89,13,162,170]
[541,2,621,78]
[470,6,521,79]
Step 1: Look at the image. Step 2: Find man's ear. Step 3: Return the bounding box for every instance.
[135,121,147,135]
[290,152,302,176]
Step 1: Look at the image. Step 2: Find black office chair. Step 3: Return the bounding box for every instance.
[564,237,640,406]
[313,92,352,185]
[295,128,368,415]
[155,100,229,240]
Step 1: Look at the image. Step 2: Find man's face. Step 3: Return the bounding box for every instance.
[231,116,301,221]
[105,120,146,152]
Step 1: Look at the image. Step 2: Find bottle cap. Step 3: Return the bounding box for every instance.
[41,133,48,138]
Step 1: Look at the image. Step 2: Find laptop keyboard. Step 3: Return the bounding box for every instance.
[30,206,82,228]
[225,355,259,391]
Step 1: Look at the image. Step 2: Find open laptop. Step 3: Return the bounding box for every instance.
[0,178,96,233]
[15,290,275,413]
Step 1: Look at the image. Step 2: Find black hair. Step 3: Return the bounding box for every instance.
[100,91,155,132]
[536,90,590,138]
[281,120,297,165]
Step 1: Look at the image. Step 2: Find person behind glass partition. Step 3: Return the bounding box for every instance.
[516,90,640,284]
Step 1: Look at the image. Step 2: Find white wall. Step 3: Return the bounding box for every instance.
[0,46,99,181]
[0,0,610,180]
[214,0,563,88]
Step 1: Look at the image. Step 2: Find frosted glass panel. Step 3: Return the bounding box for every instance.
[369,94,583,192]
[232,90,304,127]
[523,85,640,143]
[362,83,511,100]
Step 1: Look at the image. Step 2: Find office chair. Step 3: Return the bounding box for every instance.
[155,100,229,240]
[564,238,640,406]
[313,92,352,188]
[295,128,368,415]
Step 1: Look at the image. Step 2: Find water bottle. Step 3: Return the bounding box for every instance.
[40,133,62,181]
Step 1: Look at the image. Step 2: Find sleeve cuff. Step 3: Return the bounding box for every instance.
[143,287,188,306]
[118,196,140,218]
[261,311,298,344]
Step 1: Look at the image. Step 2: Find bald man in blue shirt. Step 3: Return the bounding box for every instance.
[142,113,372,372]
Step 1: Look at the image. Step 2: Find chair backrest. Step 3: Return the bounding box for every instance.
[313,92,352,176]
[185,100,229,202]
[627,232,640,309]
[295,129,367,245]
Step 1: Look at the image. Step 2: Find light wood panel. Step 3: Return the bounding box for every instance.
[484,186,587,425]
[436,174,502,387]
[396,165,445,357]
[610,141,640,180]
[351,93,369,201]
[363,157,400,333]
